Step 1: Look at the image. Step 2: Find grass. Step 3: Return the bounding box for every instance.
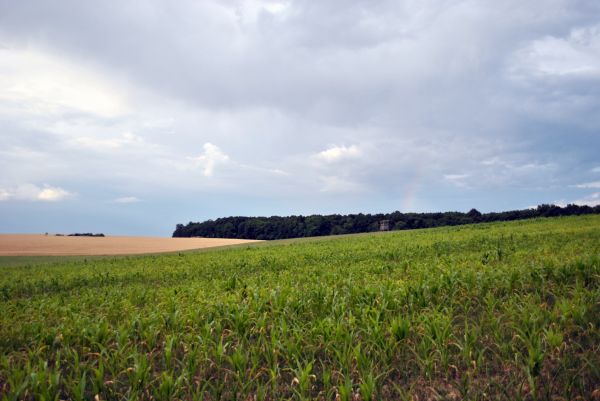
[1,215,599,400]
[0,255,116,269]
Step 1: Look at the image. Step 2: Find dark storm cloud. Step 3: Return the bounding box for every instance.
[1,1,596,115]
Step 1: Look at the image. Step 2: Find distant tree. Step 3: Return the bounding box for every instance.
[467,208,482,219]
[172,204,600,240]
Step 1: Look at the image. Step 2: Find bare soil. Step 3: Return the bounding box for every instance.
[0,234,262,256]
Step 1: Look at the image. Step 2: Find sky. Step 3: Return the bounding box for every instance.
[1,0,599,236]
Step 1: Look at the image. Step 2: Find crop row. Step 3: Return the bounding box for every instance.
[1,216,599,400]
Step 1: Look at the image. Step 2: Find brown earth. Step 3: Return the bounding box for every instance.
[0,234,262,256]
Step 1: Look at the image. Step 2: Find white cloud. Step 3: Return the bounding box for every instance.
[0,184,73,202]
[37,186,71,201]
[319,175,364,193]
[469,156,559,188]
[443,174,470,188]
[591,166,600,173]
[315,145,361,163]
[71,132,145,151]
[555,192,600,207]
[239,0,290,21]
[191,143,230,177]
[481,158,501,166]
[0,188,10,201]
[575,181,600,189]
[444,174,469,180]
[0,47,128,118]
[263,2,289,15]
[113,196,140,203]
[510,24,600,79]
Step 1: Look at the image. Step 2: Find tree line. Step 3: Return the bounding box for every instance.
[172,204,600,240]
[53,233,105,237]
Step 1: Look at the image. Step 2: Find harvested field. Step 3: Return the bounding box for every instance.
[0,234,261,256]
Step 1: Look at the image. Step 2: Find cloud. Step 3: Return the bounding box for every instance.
[0,184,73,202]
[0,1,599,234]
[191,143,230,177]
[592,166,600,173]
[481,158,501,166]
[0,47,128,118]
[113,196,140,203]
[443,174,470,188]
[315,145,361,163]
[71,132,145,151]
[509,24,600,79]
[37,186,71,201]
[237,0,291,23]
[555,192,600,207]
[444,174,469,181]
[580,192,600,206]
[319,175,364,193]
[575,181,600,188]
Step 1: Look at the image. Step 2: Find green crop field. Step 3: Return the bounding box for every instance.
[1,216,599,400]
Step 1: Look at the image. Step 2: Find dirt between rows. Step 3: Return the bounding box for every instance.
[0,234,262,256]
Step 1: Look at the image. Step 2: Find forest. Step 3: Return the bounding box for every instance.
[173,203,600,240]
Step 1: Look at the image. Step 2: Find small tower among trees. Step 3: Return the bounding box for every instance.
[379,219,390,231]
